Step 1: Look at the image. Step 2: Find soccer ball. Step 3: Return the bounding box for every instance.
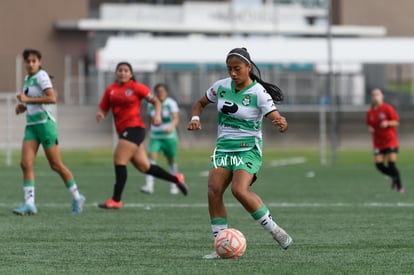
[214,228,246,259]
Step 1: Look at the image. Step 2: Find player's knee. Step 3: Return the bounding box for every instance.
[230,185,247,200]
[49,162,63,173]
[20,160,32,171]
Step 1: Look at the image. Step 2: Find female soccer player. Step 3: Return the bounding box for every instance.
[13,48,85,216]
[96,62,188,209]
[140,83,182,195]
[366,88,404,193]
[187,47,292,259]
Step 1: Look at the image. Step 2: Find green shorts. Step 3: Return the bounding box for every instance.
[210,148,262,174]
[23,119,58,149]
[148,137,178,159]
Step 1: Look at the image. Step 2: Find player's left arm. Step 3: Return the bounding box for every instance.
[266,110,288,132]
[147,95,162,126]
[381,106,399,128]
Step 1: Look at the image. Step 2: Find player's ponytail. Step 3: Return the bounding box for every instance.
[226,47,284,104]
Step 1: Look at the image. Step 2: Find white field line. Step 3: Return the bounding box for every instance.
[269,157,307,167]
[2,202,414,208]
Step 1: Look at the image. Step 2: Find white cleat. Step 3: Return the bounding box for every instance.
[202,251,220,259]
[271,226,293,250]
[140,185,154,195]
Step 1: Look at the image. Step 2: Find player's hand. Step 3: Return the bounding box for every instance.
[380,120,389,128]
[188,119,202,131]
[96,112,105,122]
[153,115,162,126]
[16,93,28,103]
[272,116,288,132]
[15,103,26,115]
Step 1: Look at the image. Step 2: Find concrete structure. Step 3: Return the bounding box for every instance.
[0,0,88,95]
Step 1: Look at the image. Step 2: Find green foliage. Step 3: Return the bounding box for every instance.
[0,149,413,274]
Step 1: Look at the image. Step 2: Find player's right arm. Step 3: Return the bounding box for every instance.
[187,95,211,131]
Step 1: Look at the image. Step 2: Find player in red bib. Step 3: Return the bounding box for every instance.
[366,88,404,193]
[96,62,188,209]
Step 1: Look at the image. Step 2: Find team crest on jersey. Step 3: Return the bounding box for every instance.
[378,112,385,120]
[242,95,251,106]
[125,89,133,96]
[210,88,217,96]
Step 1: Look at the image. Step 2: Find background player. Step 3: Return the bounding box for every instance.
[366,88,404,193]
[13,48,85,216]
[96,62,188,209]
[141,83,181,195]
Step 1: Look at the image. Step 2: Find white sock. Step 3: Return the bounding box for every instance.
[212,224,228,238]
[23,186,35,205]
[256,210,278,233]
[169,163,178,185]
[68,184,81,200]
[145,174,154,189]
[146,159,156,189]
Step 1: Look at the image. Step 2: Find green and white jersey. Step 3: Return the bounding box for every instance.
[206,77,277,152]
[148,97,179,139]
[23,69,55,125]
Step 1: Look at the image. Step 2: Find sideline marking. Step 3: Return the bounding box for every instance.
[4,202,414,208]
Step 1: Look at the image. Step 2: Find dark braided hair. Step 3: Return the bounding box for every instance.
[226,47,284,103]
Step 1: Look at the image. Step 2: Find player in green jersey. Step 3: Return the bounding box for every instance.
[140,83,181,195]
[13,49,85,216]
[188,47,292,259]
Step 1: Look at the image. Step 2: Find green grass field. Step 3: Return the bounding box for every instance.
[0,148,413,274]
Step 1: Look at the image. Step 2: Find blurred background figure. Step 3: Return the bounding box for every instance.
[14,48,85,216]
[96,62,188,210]
[141,83,181,195]
[366,88,404,193]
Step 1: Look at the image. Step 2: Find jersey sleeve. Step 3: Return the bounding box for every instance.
[205,80,222,103]
[387,105,399,121]
[98,86,112,112]
[38,70,53,91]
[257,86,277,115]
[169,98,179,113]
[134,82,151,99]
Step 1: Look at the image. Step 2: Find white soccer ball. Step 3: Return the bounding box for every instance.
[214,228,247,259]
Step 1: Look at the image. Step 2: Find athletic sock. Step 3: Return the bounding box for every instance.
[145,159,156,189]
[65,179,81,200]
[251,205,278,233]
[210,217,228,238]
[23,180,35,205]
[113,165,127,202]
[375,163,392,177]
[388,162,402,187]
[147,164,177,183]
[169,163,178,185]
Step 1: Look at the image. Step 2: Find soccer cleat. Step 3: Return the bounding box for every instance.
[202,251,220,259]
[140,185,154,195]
[271,226,293,250]
[170,184,179,195]
[72,195,86,216]
[397,186,405,193]
[13,204,38,216]
[98,198,123,209]
[175,173,188,196]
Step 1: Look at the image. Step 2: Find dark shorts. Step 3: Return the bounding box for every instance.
[119,127,146,145]
[374,147,399,155]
